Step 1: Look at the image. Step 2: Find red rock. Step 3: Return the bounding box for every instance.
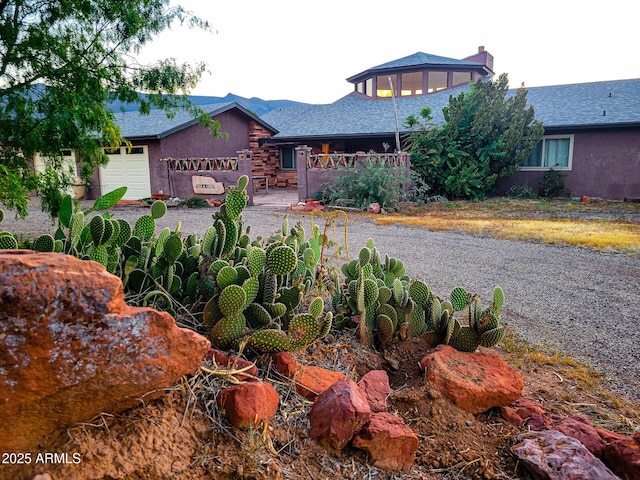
[595,427,626,445]
[511,429,619,480]
[272,352,345,401]
[0,252,210,453]
[604,431,640,480]
[272,352,298,377]
[528,412,556,431]
[368,203,381,214]
[358,370,391,413]
[556,414,607,459]
[217,381,279,429]
[206,348,258,381]
[498,397,546,426]
[352,412,418,472]
[420,344,523,414]
[309,380,371,450]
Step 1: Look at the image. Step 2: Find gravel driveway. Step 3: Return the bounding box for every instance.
[3,202,639,402]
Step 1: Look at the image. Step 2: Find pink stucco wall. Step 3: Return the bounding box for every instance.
[498,127,640,199]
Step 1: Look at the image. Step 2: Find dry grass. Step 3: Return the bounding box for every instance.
[500,328,640,433]
[372,199,640,254]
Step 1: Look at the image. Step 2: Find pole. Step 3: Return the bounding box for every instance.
[388,76,401,153]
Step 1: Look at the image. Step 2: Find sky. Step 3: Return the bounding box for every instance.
[137,0,639,105]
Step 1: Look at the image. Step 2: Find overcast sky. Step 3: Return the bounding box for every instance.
[137,0,639,104]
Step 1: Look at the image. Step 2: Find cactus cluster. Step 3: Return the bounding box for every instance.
[333,239,506,352]
[200,194,333,353]
[332,239,415,347]
[427,286,506,352]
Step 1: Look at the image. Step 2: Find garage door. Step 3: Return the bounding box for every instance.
[100,146,151,200]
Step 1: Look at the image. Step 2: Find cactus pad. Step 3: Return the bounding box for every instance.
[479,326,506,348]
[248,247,266,276]
[237,175,249,191]
[210,313,246,350]
[267,245,297,275]
[246,302,272,328]
[218,284,247,317]
[216,265,238,289]
[493,286,505,311]
[248,328,291,353]
[133,215,156,241]
[376,314,395,346]
[0,234,18,250]
[309,296,324,318]
[33,234,55,252]
[449,327,481,352]
[409,280,430,307]
[288,313,321,351]
[163,234,183,265]
[150,200,167,219]
[450,287,468,311]
[89,215,106,246]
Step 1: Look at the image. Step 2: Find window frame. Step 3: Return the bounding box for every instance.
[280,147,296,170]
[520,134,574,171]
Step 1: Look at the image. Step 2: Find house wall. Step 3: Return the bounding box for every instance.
[498,127,640,199]
[151,109,252,198]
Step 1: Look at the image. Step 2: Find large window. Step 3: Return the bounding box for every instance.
[401,72,423,96]
[452,71,471,87]
[522,136,573,170]
[428,71,448,93]
[376,75,397,97]
[365,78,373,97]
[281,147,296,170]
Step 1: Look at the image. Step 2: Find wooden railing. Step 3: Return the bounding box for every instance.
[306,152,410,170]
[161,157,239,172]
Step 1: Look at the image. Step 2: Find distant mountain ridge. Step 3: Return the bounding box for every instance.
[110,92,309,116]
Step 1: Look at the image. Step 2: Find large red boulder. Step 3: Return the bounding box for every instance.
[309,379,371,450]
[0,251,210,452]
[352,412,418,472]
[272,352,345,400]
[217,381,279,429]
[604,431,640,480]
[420,344,523,414]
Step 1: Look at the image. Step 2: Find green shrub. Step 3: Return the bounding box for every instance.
[313,160,428,209]
[507,184,537,199]
[179,196,210,208]
[538,169,568,197]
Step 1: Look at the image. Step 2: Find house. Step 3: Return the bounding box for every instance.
[86,102,278,204]
[261,47,640,200]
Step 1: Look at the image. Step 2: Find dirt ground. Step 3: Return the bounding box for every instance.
[4,328,638,480]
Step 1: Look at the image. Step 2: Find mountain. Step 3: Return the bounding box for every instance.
[110,92,309,116]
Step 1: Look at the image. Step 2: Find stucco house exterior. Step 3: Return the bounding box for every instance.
[81,47,639,202]
[261,48,640,200]
[86,102,278,204]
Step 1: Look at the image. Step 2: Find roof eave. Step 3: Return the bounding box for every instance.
[346,64,490,84]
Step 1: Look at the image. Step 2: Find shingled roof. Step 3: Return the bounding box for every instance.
[114,102,277,140]
[261,78,640,141]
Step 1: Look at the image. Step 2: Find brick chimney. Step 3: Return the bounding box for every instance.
[464,46,494,75]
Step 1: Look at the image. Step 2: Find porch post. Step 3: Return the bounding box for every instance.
[295,146,310,201]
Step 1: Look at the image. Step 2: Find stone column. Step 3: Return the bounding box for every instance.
[295,146,310,201]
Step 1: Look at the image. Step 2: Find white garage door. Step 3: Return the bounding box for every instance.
[100,146,151,200]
